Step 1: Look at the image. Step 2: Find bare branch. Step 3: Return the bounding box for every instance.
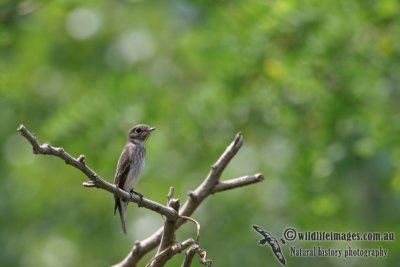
[194,132,244,198]
[17,124,178,221]
[18,124,264,267]
[211,173,264,193]
[178,132,244,217]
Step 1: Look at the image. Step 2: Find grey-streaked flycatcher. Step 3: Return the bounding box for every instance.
[113,124,155,234]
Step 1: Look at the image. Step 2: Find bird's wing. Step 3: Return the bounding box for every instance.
[113,144,132,216]
[113,144,132,190]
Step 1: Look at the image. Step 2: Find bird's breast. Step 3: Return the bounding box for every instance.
[123,145,146,191]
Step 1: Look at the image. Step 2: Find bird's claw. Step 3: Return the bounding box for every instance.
[130,189,144,207]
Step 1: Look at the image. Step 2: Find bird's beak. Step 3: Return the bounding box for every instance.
[149,127,156,132]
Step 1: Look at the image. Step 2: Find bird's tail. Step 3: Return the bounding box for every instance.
[114,196,128,234]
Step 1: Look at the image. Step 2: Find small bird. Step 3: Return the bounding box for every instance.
[113,124,155,234]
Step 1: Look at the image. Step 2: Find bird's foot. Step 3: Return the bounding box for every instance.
[130,189,144,207]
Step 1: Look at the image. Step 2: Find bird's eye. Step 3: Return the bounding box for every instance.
[134,128,142,134]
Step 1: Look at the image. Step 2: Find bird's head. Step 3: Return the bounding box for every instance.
[128,124,155,143]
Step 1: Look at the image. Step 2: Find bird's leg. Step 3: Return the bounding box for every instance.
[130,189,144,207]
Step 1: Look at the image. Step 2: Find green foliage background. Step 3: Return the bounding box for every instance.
[1,0,399,266]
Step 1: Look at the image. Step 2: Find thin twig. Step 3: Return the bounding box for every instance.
[211,174,264,193]
[167,187,174,204]
[179,216,201,244]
